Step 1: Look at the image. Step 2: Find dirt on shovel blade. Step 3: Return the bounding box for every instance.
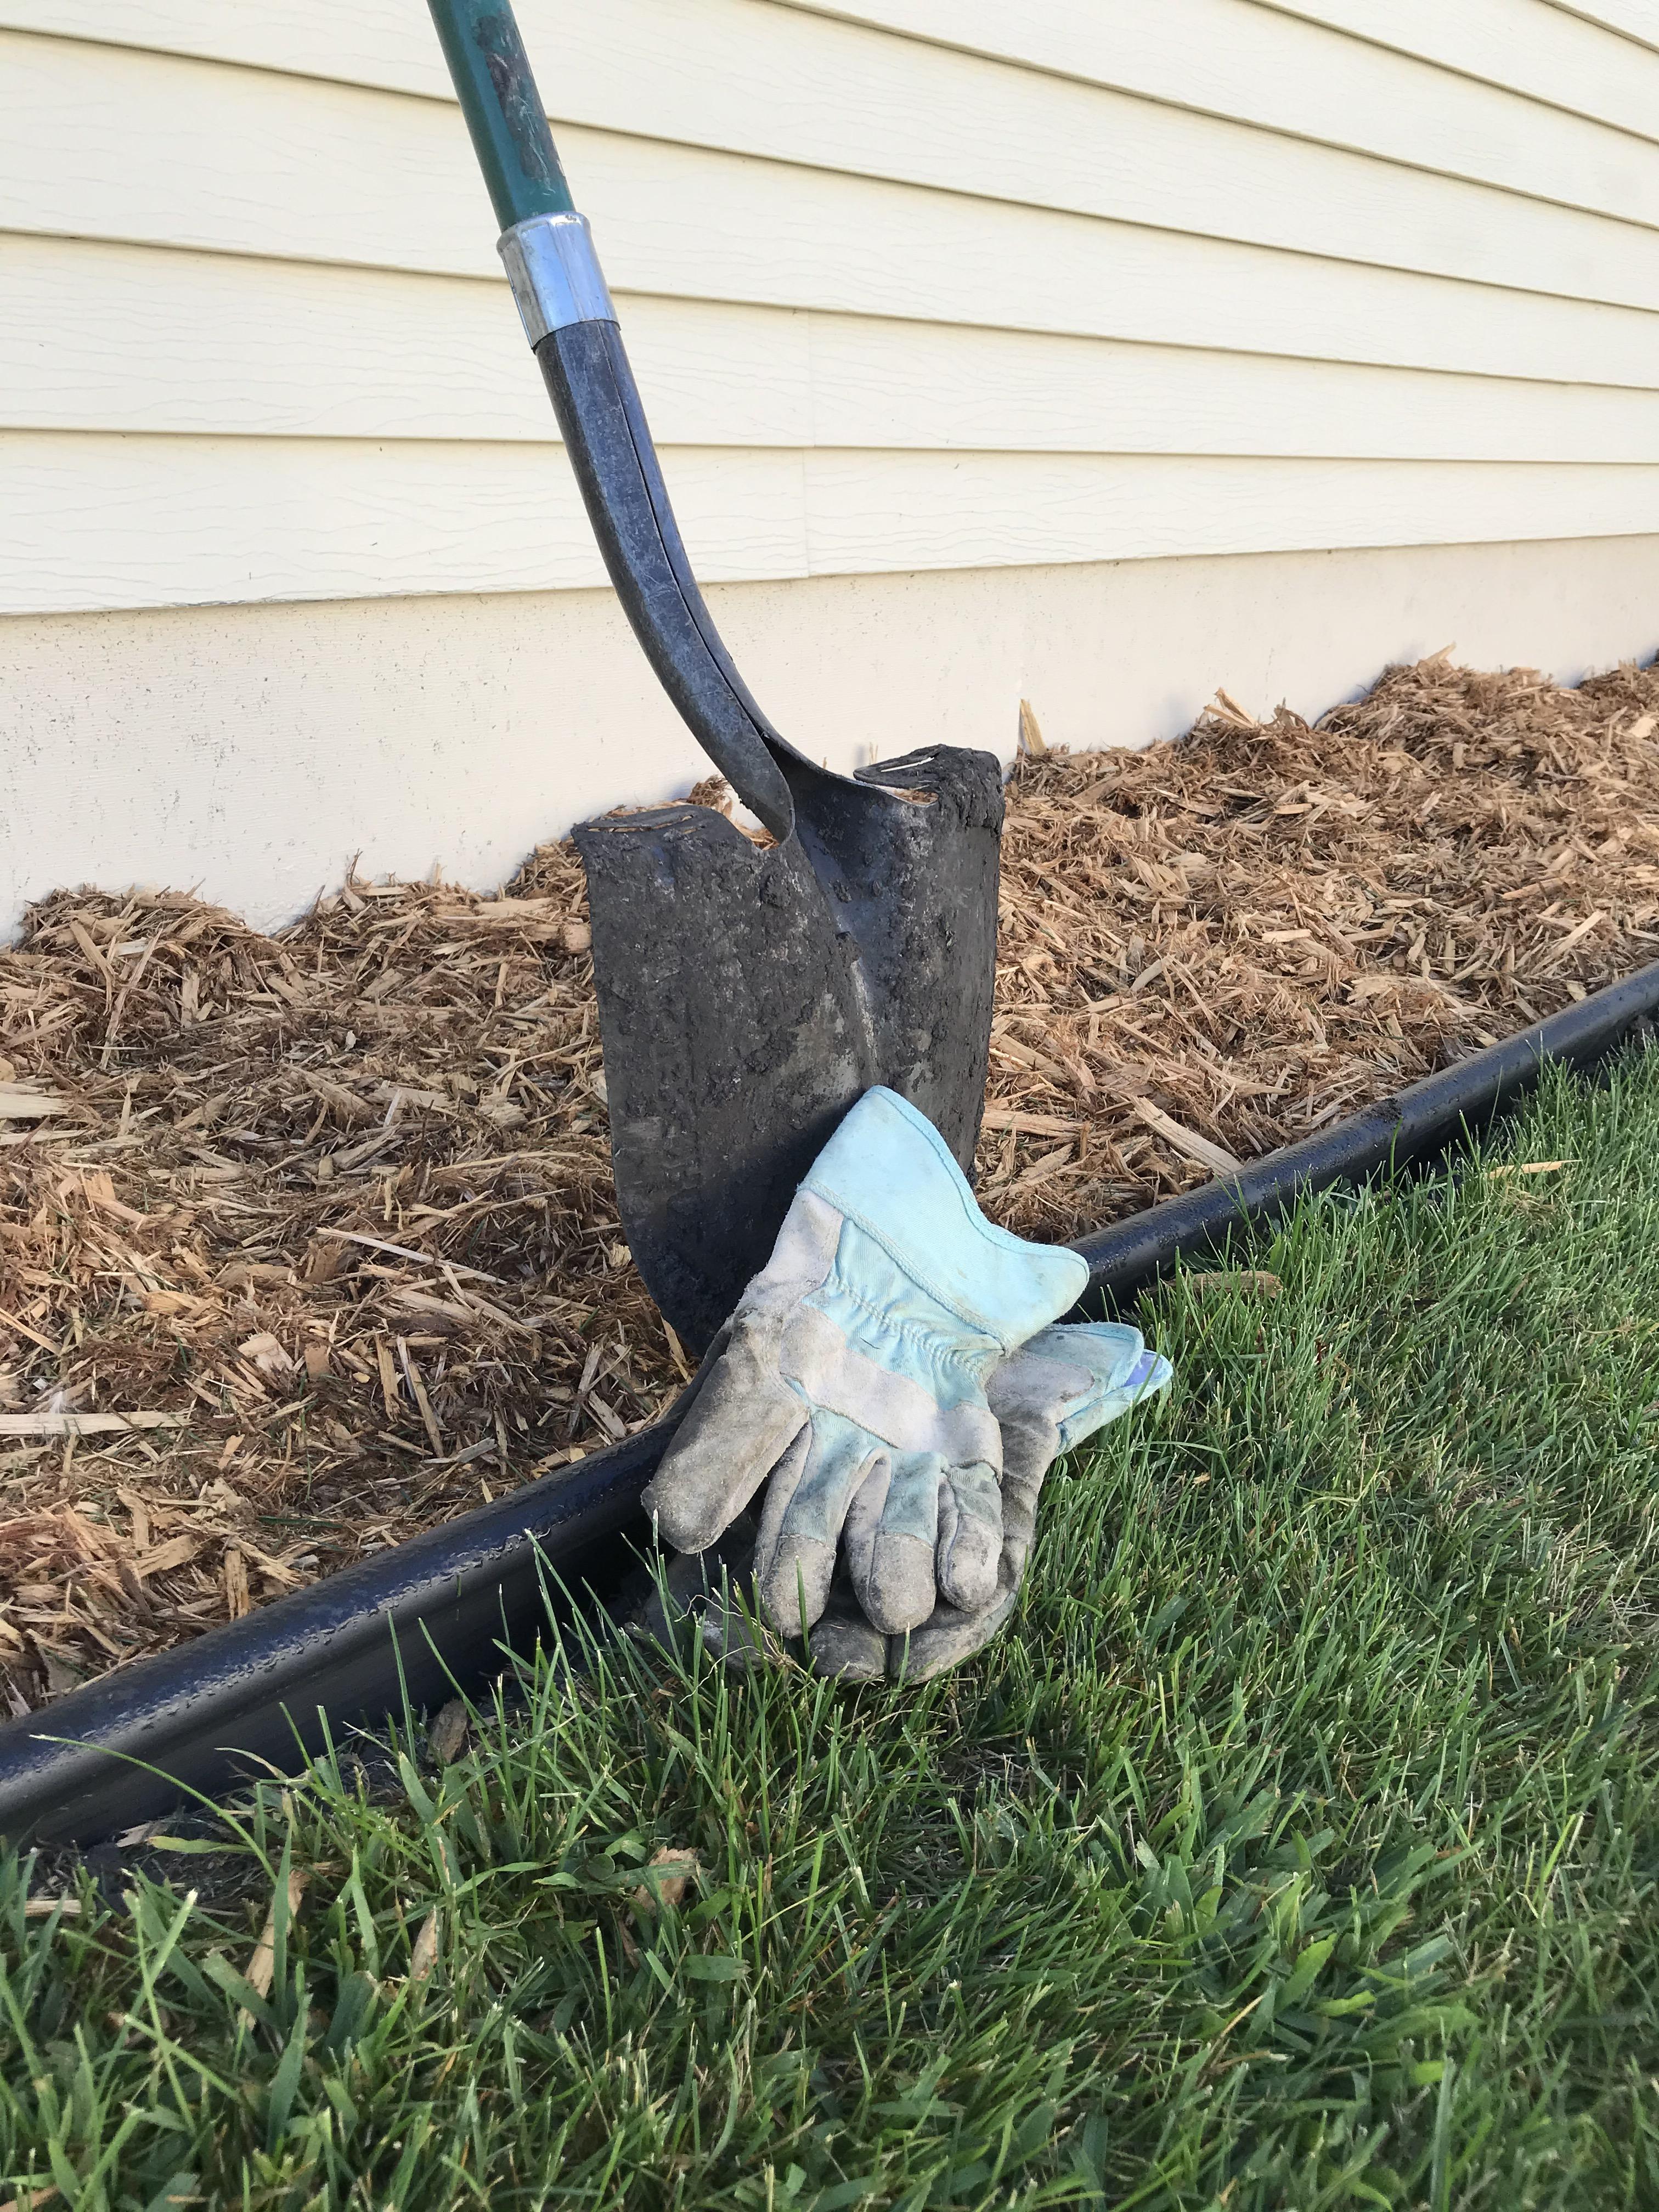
[2,650,1657,1706]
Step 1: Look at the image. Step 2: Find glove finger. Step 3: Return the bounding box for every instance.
[755,1414,876,1636]
[998,1457,1047,1589]
[838,1452,888,1614]
[804,1585,887,1681]
[642,1313,806,1554]
[843,1451,941,1635]
[935,1459,1002,1613]
[890,1570,1023,1684]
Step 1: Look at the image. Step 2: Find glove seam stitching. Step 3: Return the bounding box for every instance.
[815,1275,1000,1390]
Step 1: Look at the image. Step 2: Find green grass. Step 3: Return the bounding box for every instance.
[6,1053,1659,2211]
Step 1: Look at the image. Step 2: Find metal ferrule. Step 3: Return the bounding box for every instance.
[498,211,617,346]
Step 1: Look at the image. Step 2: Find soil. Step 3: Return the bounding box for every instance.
[3,650,1657,1706]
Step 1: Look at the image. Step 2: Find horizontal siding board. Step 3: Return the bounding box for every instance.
[0,0,455,95]
[0,242,816,447]
[1544,3,1659,54]
[9,41,1659,402]
[7,432,1659,615]
[0,34,493,277]
[803,451,1659,572]
[1249,1,1659,139]
[798,2,1659,163]
[9,29,1659,322]
[763,0,1659,207]
[12,0,1659,229]
[12,238,1659,464]
[0,434,798,611]
[806,318,1659,462]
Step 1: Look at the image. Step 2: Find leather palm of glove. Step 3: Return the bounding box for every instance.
[642,1086,1089,1638]
[808,1321,1172,1682]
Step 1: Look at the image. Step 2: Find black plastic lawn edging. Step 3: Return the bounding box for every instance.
[4,958,1658,1849]
[1072,957,1659,1297]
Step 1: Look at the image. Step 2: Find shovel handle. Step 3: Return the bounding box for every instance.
[426,0,800,840]
[428,0,575,228]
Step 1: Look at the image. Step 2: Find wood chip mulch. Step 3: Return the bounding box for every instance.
[3,650,1657,1706]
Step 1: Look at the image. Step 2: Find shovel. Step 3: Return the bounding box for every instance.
[428,1,1003,1351]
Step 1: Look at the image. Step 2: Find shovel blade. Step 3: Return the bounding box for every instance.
[575,744,1001,1352]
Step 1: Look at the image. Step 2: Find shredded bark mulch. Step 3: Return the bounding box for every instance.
[3,650,1657,1706]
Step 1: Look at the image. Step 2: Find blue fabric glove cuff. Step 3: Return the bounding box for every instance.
[803,1087,1089,1350]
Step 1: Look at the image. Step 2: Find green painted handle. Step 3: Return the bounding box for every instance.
[428,0,574,229]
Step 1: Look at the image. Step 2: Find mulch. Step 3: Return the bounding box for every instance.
[2,651,1656,1706]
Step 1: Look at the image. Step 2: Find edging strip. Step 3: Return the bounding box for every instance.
[1074,958,1659,1298]
[5,961,1658,1846]
[0,1422,679,1848]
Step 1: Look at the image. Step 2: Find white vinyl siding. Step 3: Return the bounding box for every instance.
[3,0,1659,616]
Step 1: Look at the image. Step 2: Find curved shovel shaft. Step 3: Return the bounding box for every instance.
[428,0,795,836]
[427,0,1003,1347]
[537,317,798,840]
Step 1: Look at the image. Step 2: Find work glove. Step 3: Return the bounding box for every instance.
[641,1086,1089,1637]
[808,1321,1172,1681]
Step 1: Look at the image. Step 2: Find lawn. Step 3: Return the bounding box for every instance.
[4,1050,1659,2210]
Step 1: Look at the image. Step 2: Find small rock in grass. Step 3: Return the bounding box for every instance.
[426,1698,470,1767]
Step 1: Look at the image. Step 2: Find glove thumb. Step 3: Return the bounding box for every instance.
[643,1312,808,1554]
